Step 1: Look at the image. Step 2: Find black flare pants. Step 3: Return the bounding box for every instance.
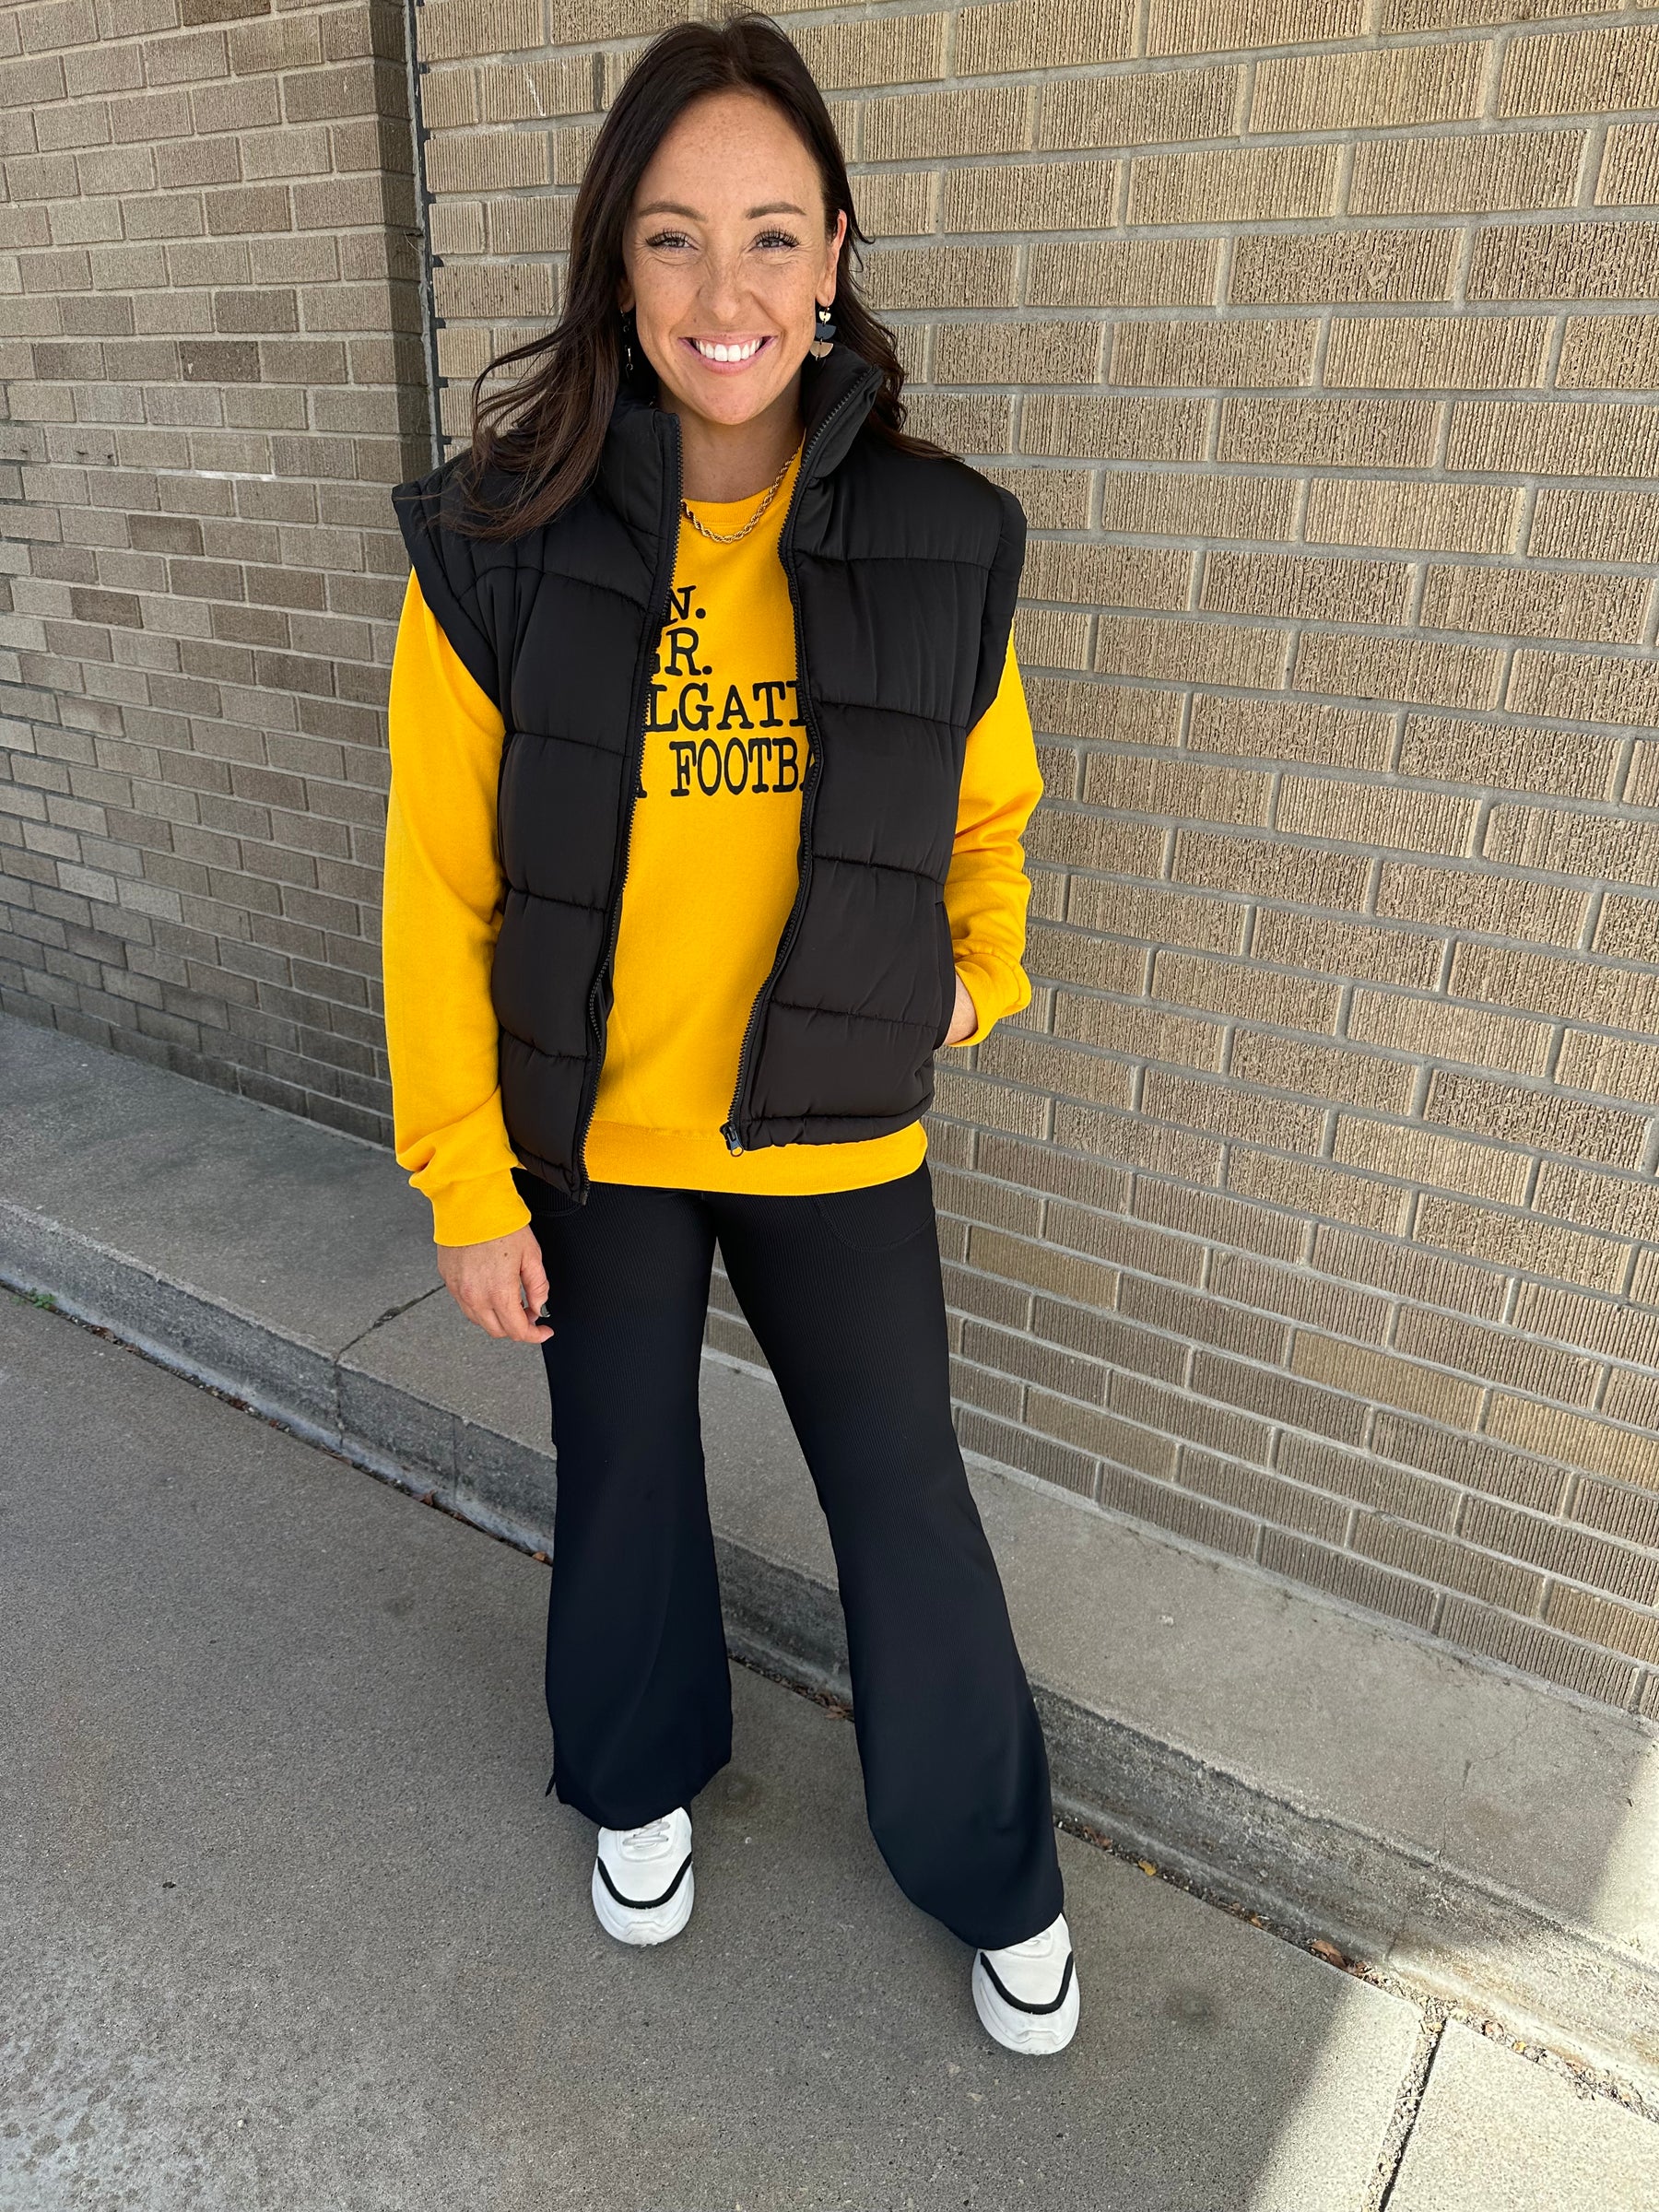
[514,1155,1065,1953]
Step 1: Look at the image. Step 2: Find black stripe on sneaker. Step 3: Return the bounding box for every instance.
[978,1948,1075,2017]
[595,1850,692,1914]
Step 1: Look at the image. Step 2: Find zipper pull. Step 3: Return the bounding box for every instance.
[722,1123,745,1156]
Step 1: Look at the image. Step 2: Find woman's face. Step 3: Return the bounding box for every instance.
[618,88,848,435]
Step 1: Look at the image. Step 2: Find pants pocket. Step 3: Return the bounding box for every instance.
[807,1162,935,1252]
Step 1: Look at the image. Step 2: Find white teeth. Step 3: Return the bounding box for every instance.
[695,337,762,362]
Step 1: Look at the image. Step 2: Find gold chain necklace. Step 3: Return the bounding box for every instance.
[678,445,798,545]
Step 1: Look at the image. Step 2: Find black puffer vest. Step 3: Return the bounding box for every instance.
[391,347,1026,1205]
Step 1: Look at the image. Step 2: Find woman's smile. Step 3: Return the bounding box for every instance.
[684,334,773,371]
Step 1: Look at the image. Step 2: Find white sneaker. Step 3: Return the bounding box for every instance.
[591,1806,695,1946]
[971,1911,1080,2054]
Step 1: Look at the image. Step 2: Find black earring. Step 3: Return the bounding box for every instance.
[810,301,837,359]
[620,309,637,380]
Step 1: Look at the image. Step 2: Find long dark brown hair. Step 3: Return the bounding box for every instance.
[435,12,945,540]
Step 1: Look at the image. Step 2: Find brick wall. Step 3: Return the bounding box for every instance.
[0,0,427,1138]
[6,0,1659,1719]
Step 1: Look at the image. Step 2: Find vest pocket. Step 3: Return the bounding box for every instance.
[932,894,958,1051]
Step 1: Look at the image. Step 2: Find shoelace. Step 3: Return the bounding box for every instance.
[615,1816,676,1861]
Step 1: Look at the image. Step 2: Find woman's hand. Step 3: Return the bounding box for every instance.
[436,1225,554,1344]
[943,970,979,1048]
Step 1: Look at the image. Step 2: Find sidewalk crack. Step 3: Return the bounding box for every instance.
[1369,2007,1447,2212]
[336,1284,445,1361]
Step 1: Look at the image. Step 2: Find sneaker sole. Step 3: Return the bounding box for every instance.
[591,1858,695,1947]
[971,1952,1080,2055]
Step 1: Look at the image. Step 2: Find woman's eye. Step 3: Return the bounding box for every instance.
[644,229,693,252]
[756,229,801,251]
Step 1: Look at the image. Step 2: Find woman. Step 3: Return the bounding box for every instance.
[383,13,1077,2056]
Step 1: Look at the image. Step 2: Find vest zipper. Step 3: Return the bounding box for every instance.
[568,415,684,1204]
[719,382,869,1157]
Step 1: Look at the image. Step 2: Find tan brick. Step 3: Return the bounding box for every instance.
[1179,1448,1349,1543]
[1014,608,1092,669]
[1213,1253,1391,1346]
[1023,394,1208,462]
[1293,632,1506,712]
[1218,396,1439,468]
[1232,227,1458,306]
[1278,1430,1459,1530]
[968,1220,1119,1311]
[1400,714,1621,803]
[1305,478,1521,557]
[1027,922,1147,996]
[1440,1598,1635,1706]
[1037,64,1241,152]
[933,319,1101,386]
[1196,1345,1372,1446]
[479,58,596,124]
[1260,1528,1440,1630]
[1555,1030,1659,1108]
[1486,801,1659,887]
[1292,1330,1482,1426]
[1277,777,1477,855]
[1120,1275,1291,1364]
[1312,1222,1510,1320]
[1026,677,1184,748]
[1130,143,1339,227]
[1500,25,1659,121]
[1461,399,1659,483]
[1147,0,1361,56]
[1024,540,1191,609]
[1559,314,1659,394]
[1103,1463,1258,1551]
[1030,1387,1177,1475]
[1190,693,1393,771]
[791,12,949,91]
[1027,237,1219,309]
[1334,1116,1531,1204]
[423,0,543,62]
[1451,940,1659,1037]
[1054,1097,1228,1182]
[1111,317,1317,392]
[1469,220,1659,304]
[1228,1147,1414,1233]
[959,0,1136,76]
[1095,613,1287,690]
[1350,127,1586,218]
[1081,749,1273,824]
[425,129,549,195]
[1153,949,1343,1032]
[863,86,1030,163]
[1466,1493,1659,1607]
[1069,877,1248,955]
[1028,804,1161,875]
[903,390,1014,453]
[1253,909,1444,987]
[1326,313,1552,394]
[1598,123,1659,209]
[1135,1177,1309,1264]
[1594,892,1659,961]
[1356,1516,1545,1611]
[851,169,935,239]
[941,159,1117,235]
[1394,1306,1599,1406]
[1427,1067,1648,1171]
[1422,565,1647,646]
[1101,472,1297,543]
[1626,745,1659,812]
[1053,990,1226,1071]
[1171,829,1371,909]
[1606,1368,1659,1432]
[1231,1030,1415,1115]
[1042,1201,1209,1290]
[1374,864,1588,948]
[1348,988,1552,1077]
[864,245,1017,312]
[1513,1282,1659,1369]
[1418,1192,1628,1293]
[1253,41,1487,136]
[1376,1409,1573,1512]
[982,465,1093,530]
[1547,1586,1659,1665]
[1143,1065,1324,1150]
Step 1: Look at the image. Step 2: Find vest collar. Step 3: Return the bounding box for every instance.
[598,343,883,529]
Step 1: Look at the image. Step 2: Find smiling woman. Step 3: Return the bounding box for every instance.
[384,13,1075,2059]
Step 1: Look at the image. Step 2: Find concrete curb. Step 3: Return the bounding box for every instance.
[6,1188,1656,2099]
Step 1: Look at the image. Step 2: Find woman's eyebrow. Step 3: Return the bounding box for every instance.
[633,200,808,220]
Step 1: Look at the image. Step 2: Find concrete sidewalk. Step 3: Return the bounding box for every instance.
[7,1286,1659,2210]
[2,1012,1658,2101]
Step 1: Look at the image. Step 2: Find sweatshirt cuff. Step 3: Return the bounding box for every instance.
[951,951,1031,1049]
[424,1170,534,1250]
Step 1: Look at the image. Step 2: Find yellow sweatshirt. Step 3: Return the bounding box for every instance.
[383,448,1045,1245]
